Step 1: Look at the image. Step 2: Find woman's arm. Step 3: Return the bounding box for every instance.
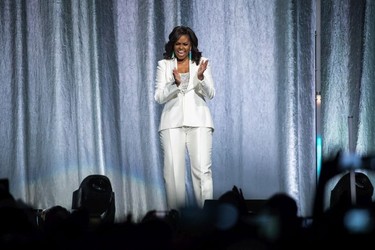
[193,59,215,100]
[154,60,180,104]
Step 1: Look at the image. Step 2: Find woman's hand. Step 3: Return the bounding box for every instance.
[173,68,181,86]
[197,60,208,80]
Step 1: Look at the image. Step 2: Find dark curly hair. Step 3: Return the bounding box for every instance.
[163,26,202,65]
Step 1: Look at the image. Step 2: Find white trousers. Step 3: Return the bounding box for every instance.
[160,127,213,210]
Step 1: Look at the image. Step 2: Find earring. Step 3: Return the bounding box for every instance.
[189,50,192,60]
[171,52,175,59]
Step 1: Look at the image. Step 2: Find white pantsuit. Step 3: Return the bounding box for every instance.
[155,57,215,210]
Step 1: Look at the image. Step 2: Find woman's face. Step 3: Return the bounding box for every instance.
[173,34,191,61]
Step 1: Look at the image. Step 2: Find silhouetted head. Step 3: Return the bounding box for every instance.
[330,171,374,210]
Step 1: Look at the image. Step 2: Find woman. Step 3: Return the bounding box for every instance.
[154,26,215,210]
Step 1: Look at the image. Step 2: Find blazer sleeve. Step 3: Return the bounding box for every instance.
[154,60,180,104]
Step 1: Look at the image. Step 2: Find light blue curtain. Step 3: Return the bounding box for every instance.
[3,0,357,222]
[321,0,375,157]
[320,0,375,209]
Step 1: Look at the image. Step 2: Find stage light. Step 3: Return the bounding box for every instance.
[72,175,115,225]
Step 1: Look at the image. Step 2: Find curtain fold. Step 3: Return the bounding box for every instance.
[320,0,375,209]
[357,0,375,155]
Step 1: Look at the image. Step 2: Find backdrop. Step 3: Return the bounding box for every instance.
[0,0,373,222]
[320,0,375,209]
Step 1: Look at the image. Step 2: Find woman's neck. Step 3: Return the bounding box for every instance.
[176,58,190,73]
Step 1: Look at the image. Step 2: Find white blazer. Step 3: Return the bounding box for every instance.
[154,57,215,132]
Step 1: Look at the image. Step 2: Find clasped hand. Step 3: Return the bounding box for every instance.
[197,59,208,80]
[173,60,208,86]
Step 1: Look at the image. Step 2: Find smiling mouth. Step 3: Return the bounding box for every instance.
[176,51,186,56]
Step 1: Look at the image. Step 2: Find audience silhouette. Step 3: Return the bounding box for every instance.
[1,152,375,249]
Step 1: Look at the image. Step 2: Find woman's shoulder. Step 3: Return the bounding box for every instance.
[157,58,174,65]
